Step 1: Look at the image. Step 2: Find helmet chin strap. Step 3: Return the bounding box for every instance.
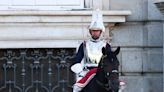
[90,37,101,42]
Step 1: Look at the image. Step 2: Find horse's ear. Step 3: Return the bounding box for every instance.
[102,47,106,55]
[114,46,120,55]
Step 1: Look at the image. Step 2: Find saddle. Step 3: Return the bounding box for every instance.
[75,68,97,87]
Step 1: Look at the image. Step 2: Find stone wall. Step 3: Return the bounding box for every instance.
[105,0,163,92]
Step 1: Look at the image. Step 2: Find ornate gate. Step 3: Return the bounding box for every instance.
[0,48,75,92]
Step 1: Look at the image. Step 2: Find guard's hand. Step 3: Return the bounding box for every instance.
[71,63,83,74]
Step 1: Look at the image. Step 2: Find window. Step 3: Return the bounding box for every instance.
[0,0,84,10]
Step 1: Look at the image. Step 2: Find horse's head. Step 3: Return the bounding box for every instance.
[96,46,120,91]
[101,46,120,79]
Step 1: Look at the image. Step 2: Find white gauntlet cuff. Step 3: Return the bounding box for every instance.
[71,63,83,74]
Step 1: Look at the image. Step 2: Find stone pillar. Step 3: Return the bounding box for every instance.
[163,21,164,92]
[154,1,164,91]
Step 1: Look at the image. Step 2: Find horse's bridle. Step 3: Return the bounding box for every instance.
[96,55,119,91]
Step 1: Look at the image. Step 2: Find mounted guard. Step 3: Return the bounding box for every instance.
[71,9,113,92]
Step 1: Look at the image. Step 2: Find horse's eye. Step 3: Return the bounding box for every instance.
[106,72,110,76]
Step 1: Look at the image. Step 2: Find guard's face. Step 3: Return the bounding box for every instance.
[89,30,102,40]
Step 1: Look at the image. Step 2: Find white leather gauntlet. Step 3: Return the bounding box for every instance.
[71,63,83,74]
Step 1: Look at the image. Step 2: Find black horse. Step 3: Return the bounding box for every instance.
[81,47,120,92]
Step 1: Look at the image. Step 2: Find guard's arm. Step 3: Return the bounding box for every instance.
[74,43,84,64]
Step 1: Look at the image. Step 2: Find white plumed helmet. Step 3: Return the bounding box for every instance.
[89,9,105,32]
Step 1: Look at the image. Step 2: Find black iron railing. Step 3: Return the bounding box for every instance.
[0,48,75,92]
